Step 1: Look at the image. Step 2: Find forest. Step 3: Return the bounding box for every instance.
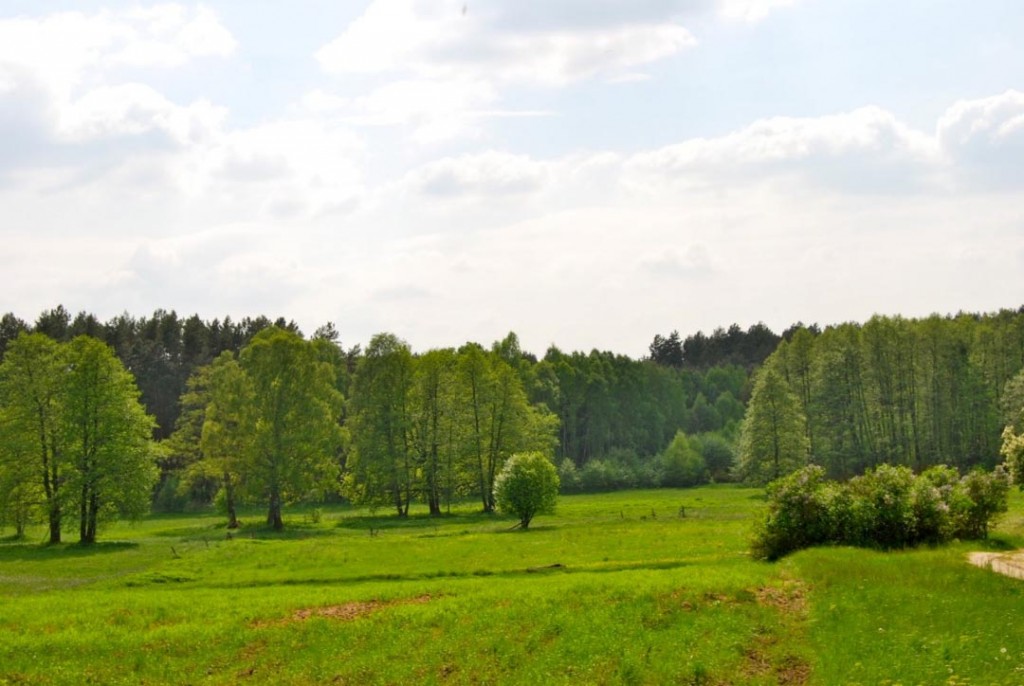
[739,311,1024,483]
[2,305,1024,539]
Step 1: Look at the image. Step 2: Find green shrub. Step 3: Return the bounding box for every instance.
[951,467,1010,539]
[660,431,708,488]
[557,458,582,494]
[579,459,635,492]
[631,456,665,489]
[493,452,560,529]
[752,463,1010,560]
[693,433,735,482]
[751,465,831,560]
[849,465,916,550]
[152,475,190,514]
[909,478,947,544]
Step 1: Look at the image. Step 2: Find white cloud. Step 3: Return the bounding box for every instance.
[310,78,500,143]
[0,5,235,97]
[111,5,236,68]
[56,83,226,144]
[318,2,696,87]
[0,4,237,179]
[718,0,801,22]
[640,244,716,279]
[625,106,940,193]
[314,0,696,143]
[937,90,1024,187]
[405,151,549,197]
[312,0,716,152]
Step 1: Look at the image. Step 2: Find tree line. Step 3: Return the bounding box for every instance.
[9,302,1021,540]
[0,334,155,542]
[0,307,761,534]
[0,309,759,537]
[738,309,1024,483]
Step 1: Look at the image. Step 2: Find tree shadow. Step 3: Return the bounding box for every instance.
[335,510,501,532]
[230,522,339,541]
[0,540,139,561]
[495,524,557,534]
[152,522,235,539]
[979,536,1018,552]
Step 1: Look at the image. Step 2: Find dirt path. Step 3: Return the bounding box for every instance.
[968,551,1024,580]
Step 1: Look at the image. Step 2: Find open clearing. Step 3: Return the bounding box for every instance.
[2,487,1024,685]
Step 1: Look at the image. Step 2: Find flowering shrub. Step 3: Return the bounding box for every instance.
[752,463,1010,560]
[494,452,560,530]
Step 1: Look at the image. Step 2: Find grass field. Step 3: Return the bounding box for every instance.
[2,487,1024,685]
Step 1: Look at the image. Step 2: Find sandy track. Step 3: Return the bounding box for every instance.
[968,551,1024,580]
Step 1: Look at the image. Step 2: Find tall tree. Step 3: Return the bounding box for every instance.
[738,365,809,485]
[199,353,255,528]
[467,346,556,511]
[237,327,345,530]
[0,334,69,543]
[0,313,29,359]
[347,333,415,516]
[410,348,459,515]
[63,337,156,543]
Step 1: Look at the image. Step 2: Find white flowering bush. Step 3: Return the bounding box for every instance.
[753,463,1009,560]
[493,452,560,530]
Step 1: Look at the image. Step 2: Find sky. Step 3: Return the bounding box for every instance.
[1,0,1022,357]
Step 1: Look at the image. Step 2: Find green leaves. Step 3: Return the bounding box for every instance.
[493,451,560,529]
[236,327,346,528]
[0,332,157,543]
[752,463,1011,559]
[737,365,809,485]
[347,335,558,515]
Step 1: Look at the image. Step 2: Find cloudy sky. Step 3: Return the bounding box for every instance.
[1,1,1022,356]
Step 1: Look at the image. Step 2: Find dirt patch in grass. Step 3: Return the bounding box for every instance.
[775,654,811,685]
[254,594,436,627]
[741,579,811,685]
[754,580,807,616]
[742,635,810,686]
[969,551,1024,580]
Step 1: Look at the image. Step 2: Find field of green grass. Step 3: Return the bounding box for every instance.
[2,487,1024,685]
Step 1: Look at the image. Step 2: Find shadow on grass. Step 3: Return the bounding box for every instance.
[494,524,557,534]
[229,523,339,541]
[204,558,692,590]
[0,540,139,561]
[152,522,236,539]
[979,536,1018,552]
[336,510,504,532]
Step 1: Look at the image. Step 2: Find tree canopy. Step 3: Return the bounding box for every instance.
[493,452,560,530]
[0,333,156,543]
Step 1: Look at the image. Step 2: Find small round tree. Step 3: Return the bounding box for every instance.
[494,452,560,530]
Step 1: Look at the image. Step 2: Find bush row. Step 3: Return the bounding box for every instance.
[752,464,1010,560]
[557,432,736,493]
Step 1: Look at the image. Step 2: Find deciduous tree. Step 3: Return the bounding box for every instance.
[493,452,559,530]
[347,333,415,516]
[62,336,157,543]
[738,365,809,485]
[238,328,345,530]
[0,334,69,543]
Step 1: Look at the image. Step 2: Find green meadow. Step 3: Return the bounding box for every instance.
[2,487,1024,685]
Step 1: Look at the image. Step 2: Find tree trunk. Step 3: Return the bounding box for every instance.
[47,506,61,545]
[393,479,406,517]
[267,486,283,531]
[85,493,98,544]
[79,482,89,543]
[224,473,239,529]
